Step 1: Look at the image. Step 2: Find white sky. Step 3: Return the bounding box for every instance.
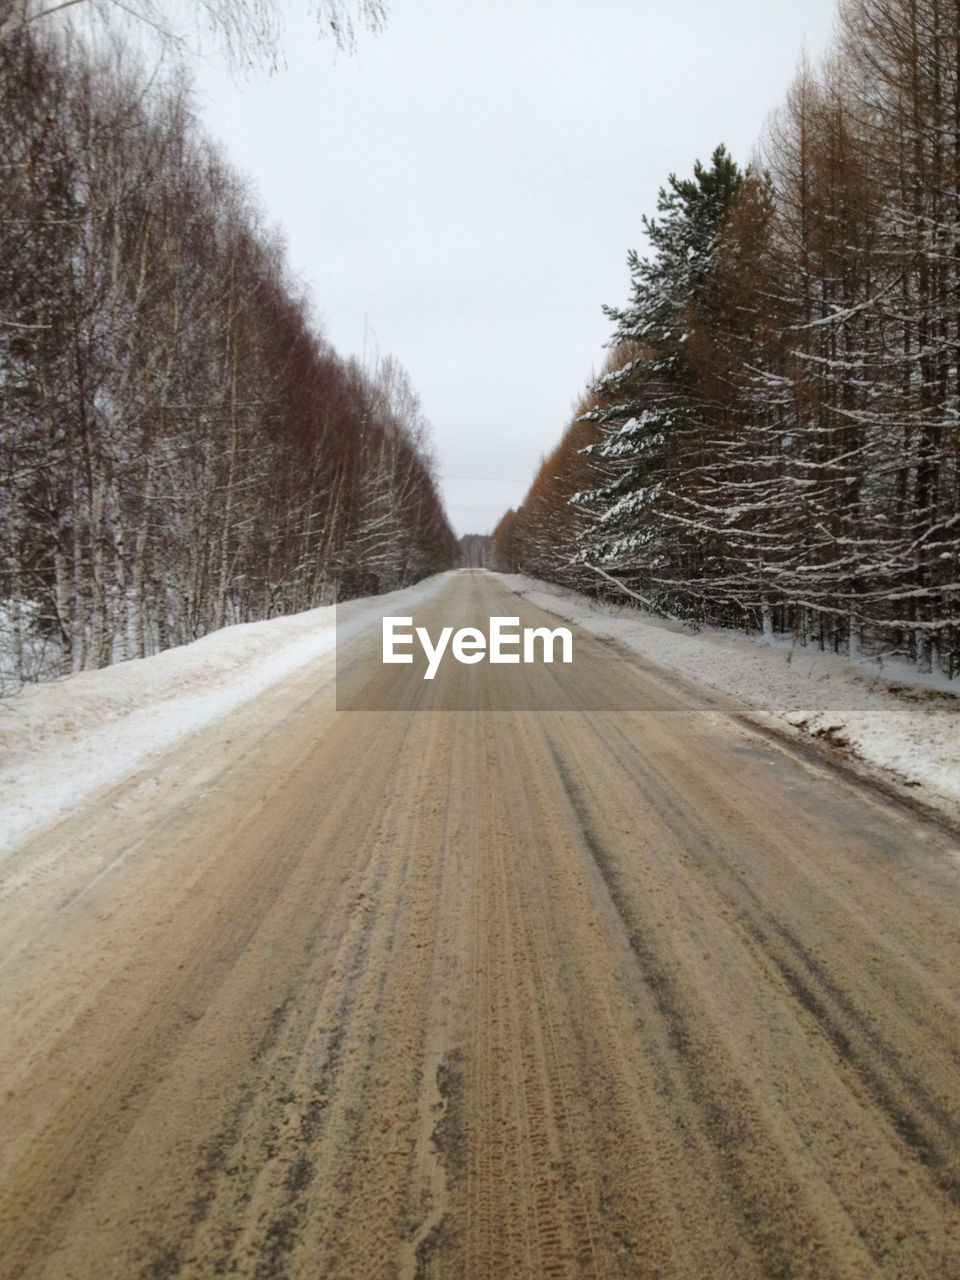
[185,0,840,537]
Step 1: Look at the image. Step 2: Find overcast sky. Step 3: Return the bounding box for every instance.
[186,0,840,537]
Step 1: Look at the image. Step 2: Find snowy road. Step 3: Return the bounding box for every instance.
[1,571,960,1278]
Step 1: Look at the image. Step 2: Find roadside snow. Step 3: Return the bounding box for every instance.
[0,575,448,858]
[3,568,956,861]
[496,573,960,809]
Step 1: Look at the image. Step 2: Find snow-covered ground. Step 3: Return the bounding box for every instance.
[496,572,960,812]
[2,568,957,862]
[0,575,448,858]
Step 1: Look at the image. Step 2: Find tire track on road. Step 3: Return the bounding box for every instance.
[3,571,960,1279]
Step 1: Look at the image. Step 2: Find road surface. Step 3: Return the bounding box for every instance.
[2,571,959,1279]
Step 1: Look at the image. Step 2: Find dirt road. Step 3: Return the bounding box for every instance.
[2,571,960,1279]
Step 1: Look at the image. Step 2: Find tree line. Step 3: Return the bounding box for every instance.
[0,26,456,688]
[494,0,960,677]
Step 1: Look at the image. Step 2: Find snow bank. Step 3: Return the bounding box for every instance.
[0,575,448,858]
[496,573,960,808]
[3,568,955,861]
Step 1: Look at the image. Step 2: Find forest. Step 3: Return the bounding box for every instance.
[493,0,960,678]
[0,23,456,689]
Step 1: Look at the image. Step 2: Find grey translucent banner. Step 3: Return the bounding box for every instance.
[334,606,683,712]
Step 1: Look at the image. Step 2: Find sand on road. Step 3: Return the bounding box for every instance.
[2,571,960,1279]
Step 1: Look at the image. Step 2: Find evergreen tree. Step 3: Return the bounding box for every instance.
[576,145,743,618]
